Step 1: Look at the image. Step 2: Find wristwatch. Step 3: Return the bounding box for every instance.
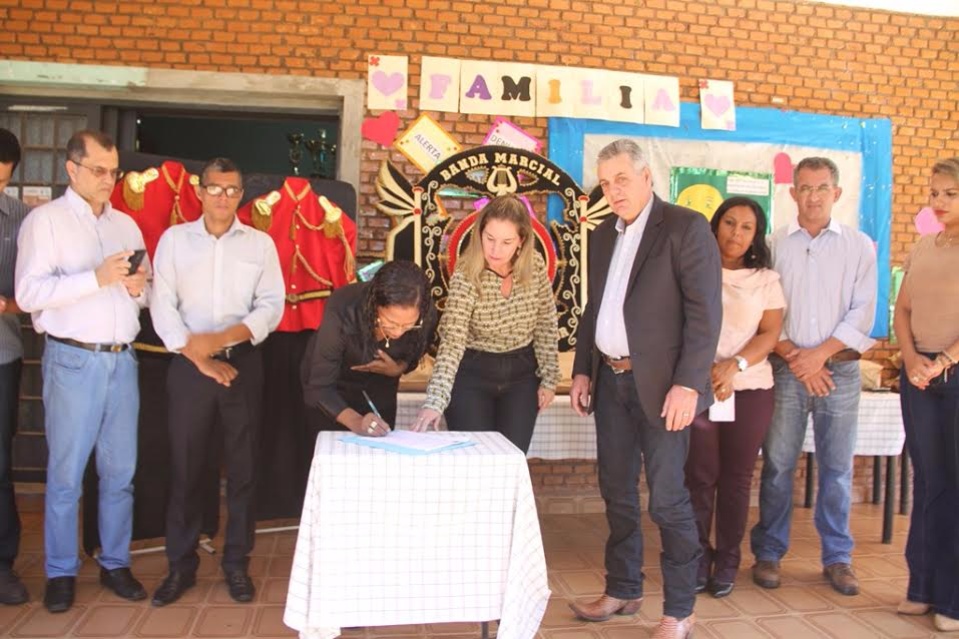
[734,356,748,372]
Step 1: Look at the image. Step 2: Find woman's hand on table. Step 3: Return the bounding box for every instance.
[351,412,391,437]
[350,350,407,377]
[410,407,443,432]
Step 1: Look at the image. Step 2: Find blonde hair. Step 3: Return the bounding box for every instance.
[932,158,959,182]
[459,195,535,295]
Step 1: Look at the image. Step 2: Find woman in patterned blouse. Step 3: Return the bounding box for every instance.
[411,195,560,453]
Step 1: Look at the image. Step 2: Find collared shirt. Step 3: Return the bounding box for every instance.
[0,193,30,364]
[771,218,877,352]
[15,188,147,344]
[595,196,654,358]
[150,216,285,352]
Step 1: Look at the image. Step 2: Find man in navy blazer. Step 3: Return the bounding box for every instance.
[568,139,722,639]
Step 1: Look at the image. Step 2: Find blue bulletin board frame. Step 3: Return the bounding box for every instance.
[547,105,893,338]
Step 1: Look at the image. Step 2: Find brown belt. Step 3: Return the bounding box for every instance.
[827,348,861,364]
[602,353,632,374]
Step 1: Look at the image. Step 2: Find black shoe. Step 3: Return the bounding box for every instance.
[224,570,255,603]
[694,576,708,594]
[43,576,75,613]
[99,566,146,601]
[0,569,28,605]
[708,580,734,598]
[151,571,196,607]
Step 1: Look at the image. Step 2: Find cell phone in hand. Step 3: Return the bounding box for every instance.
[127,249,146,275]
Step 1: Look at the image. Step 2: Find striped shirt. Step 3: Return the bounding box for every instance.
[424,253,560,412]
[0,193,30,364]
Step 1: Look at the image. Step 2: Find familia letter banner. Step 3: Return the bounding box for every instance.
[534,66,645,123]
[419,56,461,112]
[460,60,537,117]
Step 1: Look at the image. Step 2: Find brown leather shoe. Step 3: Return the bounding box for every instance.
[569,594,642,622]
[823,562,859,596]
[652,614,696,639]
[752,560,781,589]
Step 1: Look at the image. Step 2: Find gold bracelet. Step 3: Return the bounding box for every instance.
[941,350,958,366]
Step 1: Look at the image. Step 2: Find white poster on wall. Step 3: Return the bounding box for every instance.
[581,134,863,231]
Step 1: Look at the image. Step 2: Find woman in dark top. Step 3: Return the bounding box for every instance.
[302,260,436,436]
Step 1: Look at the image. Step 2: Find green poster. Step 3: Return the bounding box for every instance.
[888,266,904,346]
[669,167,773,229]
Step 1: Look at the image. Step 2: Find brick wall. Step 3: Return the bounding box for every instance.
[2,0,955,500]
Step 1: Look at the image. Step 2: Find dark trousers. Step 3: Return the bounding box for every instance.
[0,359,21,571]
[899,366,959,620]
[165,350,263,574]
[594,365,700,618]
[445,345,540,453]
[685,388,773,584]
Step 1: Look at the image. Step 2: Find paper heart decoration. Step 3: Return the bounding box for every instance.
[361,111,400,147]
[371,70,404,96]
[773,152,794,184]
[704,94,731,117]
[915,207,944,235]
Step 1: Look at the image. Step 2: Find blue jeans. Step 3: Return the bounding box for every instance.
[750,357,860,566]
[42,338,139,577]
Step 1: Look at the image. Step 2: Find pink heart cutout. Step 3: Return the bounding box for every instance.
[361,111,400,147]
[773,153,794,184]
[915,207,944,235]
[372,70,404,96]
[704,94,731,116]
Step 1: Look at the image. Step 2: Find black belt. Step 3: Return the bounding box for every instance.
[48,335,130,353]
[212,341,254,361]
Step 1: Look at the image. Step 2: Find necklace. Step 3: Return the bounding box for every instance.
[936,232,959,247]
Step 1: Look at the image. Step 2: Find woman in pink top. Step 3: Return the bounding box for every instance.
[685,197,785,598]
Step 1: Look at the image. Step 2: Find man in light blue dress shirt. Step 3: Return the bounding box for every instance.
[15,130,150,613]
[0,128,31,606]
[750,157,877,597]
[149,157,284,607]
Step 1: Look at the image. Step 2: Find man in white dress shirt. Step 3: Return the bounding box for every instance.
[149,157,284,606]
[15,130,149,613]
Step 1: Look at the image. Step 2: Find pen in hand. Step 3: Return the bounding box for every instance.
[362,390,391,431]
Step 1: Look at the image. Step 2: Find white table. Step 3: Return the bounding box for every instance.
[283,431,550,639]
[397,390,904,458]
[397,390,905,542]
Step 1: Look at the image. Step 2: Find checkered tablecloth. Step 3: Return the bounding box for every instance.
[283,431,550,639]
[396,390,904,459]
[800,391,904,457]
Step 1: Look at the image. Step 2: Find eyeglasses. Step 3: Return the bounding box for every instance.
[796,184,835,196]
[75,163,122,181]
[376,315,423,332]
[200,184,244,198]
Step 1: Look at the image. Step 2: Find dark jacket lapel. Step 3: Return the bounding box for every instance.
[625,195,665,295]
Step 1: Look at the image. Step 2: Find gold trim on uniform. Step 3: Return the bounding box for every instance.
[252,190,281,232]
[121,168,159,211]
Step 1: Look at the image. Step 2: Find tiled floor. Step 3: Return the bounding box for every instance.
[0,499,950,638]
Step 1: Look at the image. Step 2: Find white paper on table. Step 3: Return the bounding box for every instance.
[385,430,471,451]
[709,393,736,422]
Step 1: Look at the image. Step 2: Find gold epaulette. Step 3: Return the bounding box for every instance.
[252,191,282,232]
[121,168,159,211]
[318,195,356,281]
